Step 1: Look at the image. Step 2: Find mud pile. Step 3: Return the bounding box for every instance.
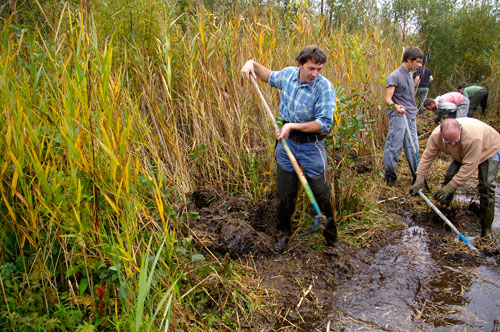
[187,187,276,257]
[183,185,500,331]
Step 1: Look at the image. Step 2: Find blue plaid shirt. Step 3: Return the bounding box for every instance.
[268,66,336,133]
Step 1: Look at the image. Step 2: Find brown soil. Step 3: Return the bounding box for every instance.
[184,180,500,331]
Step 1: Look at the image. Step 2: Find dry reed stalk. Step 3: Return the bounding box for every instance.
[0,2,409,329]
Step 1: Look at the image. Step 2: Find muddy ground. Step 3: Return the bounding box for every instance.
[185,169,500,331]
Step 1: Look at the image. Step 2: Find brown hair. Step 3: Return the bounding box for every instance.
[423,98,435,108]
[403,46,424,62]
[295,45,327,65]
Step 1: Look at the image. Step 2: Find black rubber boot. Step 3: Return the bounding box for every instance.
[274,164,298,252]
[308,173,340,249]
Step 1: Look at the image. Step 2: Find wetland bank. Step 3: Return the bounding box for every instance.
[187,183,500,331]
[2,1,500,331]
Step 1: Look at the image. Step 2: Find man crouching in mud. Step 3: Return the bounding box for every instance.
[241,45,340,252]
[409,118,500,238]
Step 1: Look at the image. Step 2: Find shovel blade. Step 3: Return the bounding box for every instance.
[298,214,327,237]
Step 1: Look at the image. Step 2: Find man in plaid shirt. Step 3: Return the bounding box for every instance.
[241,45,340,252]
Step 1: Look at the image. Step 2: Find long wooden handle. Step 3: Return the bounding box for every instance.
[249,76,323,216]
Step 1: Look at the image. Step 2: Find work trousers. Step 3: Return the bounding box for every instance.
[416,87,429,115]
[467,88,488,117]
[383,115,419,183]
[443,153,500,235]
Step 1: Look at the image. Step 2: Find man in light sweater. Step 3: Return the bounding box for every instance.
[409,118,500,238]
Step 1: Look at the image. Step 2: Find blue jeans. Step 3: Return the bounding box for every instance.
[275,139,327,178]
[383,116,419,182]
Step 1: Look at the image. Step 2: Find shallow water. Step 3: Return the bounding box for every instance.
[302,221,500,331]
[455,183,500,234]
[299,185,500,332]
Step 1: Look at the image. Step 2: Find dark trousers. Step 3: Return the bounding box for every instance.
[276,164,338,244]
[467,88,488,117]
[443,158,499,235]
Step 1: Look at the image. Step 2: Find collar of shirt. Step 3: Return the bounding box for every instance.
[293,69,314,89]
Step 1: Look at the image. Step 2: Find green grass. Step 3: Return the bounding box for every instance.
[1,1,498,331]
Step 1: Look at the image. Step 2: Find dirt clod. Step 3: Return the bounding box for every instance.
[184,185,500,331]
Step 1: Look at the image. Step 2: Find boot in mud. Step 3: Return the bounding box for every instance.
[479,203,494,238]
[273,235,289,253]
[308,173,341,249]
[324,224,342,250]
[478,158,498,239]
[274,164,298,252]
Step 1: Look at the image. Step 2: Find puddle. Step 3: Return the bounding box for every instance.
[453,193,478,204]
[455,183,500,234]
[302,223,500,332]
[431,265,500,331]
[186,187,500,331]
[330,225,437,331]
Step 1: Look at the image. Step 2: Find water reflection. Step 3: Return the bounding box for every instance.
[494,183,500,232]
[313,222,500,332]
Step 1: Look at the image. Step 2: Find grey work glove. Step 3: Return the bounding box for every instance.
[433,183,456,203]
[409,180,425,196]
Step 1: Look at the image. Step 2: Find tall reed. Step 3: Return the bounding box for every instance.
[0,1,406,330]
[0,7,180,330]
[488,42,500,117]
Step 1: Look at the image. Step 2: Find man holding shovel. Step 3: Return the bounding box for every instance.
[241,45,340,252]
[384,46,424,186]
[409,118,500,238]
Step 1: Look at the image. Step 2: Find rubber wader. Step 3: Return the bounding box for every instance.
[478,159,499,237]
[308,173,339,246]
[275,165,340,251]
[444,158,499,237]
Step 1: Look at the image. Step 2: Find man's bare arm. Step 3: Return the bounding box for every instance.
[241,60,271,82]
[278,121,322,139]
[385,85,405,114]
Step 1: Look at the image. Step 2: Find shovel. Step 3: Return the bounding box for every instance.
[402,113,419,181]
[403,114,479,253]
[403,112,430,192]
[249,76,327,236]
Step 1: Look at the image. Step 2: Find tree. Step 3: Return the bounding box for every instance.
[415,0,500,89]
[326,0,379,30]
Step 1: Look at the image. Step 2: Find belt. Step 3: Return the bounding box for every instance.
[288,133,327,143]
